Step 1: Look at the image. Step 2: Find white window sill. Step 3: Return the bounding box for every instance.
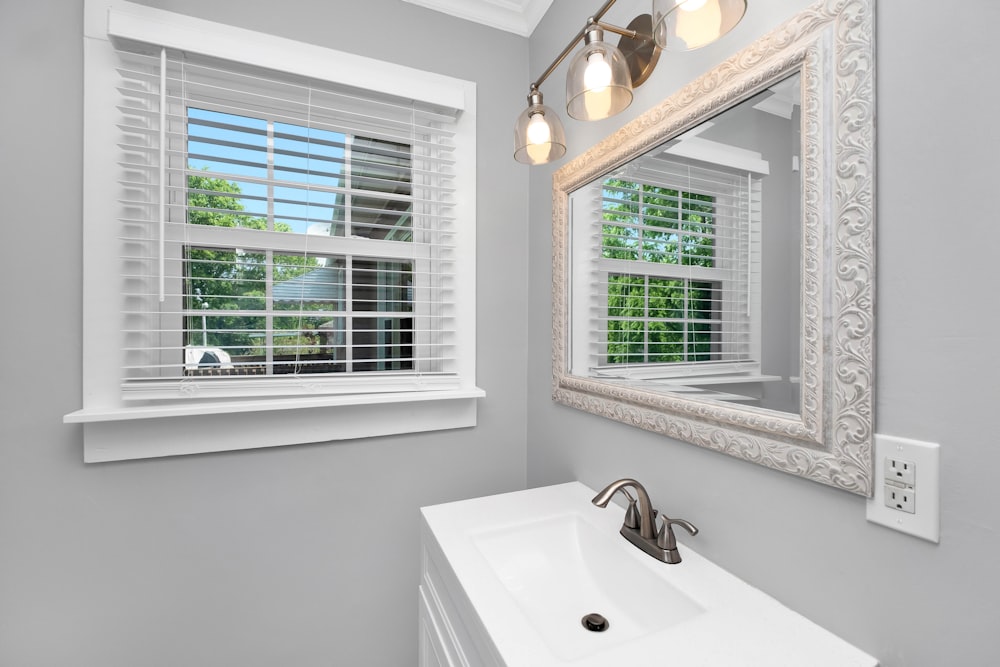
[644,374,783,386]
[64,389,485,462]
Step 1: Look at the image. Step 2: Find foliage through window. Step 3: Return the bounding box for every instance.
[566,158,759,382]
[600,179,721,366]
[182,108,416,377]
[605,275,718,364]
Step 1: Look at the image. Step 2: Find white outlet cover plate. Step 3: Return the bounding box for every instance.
[866,434,940,543]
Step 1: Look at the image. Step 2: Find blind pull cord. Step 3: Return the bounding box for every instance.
[158,47,167,302]
[746,171,752,318]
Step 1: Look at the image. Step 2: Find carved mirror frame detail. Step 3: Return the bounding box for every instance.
[551,0,874,495]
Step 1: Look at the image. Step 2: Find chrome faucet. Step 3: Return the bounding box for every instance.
[592,478,698,564]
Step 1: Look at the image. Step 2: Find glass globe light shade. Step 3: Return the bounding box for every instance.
[513,95,566,165]
[566,28,634,121]
[652,0,747,51]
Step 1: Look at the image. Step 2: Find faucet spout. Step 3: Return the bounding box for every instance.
[591,478,657,540]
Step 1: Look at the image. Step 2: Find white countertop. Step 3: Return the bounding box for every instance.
[421,481,879,667]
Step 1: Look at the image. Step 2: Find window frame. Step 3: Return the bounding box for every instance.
[68,0,482,462]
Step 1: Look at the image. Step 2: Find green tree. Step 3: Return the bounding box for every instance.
[184,173,324,359]
[187,173,267,230]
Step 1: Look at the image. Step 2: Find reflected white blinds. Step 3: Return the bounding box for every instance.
[586,157,761,378]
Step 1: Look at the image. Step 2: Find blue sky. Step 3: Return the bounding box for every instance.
[186,107,346,235]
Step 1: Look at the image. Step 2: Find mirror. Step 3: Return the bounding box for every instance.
[568,72,802,416]
[552,0,875,495]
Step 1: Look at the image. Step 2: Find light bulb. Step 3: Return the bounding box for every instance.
[583,52,612,92]
[526,112,551,145]
[679,0,708,11]
[525,142,550,164]
[583,88,612,120]
[674,0,722,48]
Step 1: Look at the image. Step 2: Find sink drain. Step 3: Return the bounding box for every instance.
[581,613,610,632]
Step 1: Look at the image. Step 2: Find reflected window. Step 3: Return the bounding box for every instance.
[575,159,762,381]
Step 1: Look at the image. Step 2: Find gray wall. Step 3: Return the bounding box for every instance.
[527,1,1000,665]
[0,1,528,665]
[4,0,1000,665]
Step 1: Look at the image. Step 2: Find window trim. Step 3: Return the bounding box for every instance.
[68,0,482,462]
[104,2,467,112]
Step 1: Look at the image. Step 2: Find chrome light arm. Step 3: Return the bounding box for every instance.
[528,0,657,93]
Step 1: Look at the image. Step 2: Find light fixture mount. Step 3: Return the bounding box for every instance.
[616,14,660,87]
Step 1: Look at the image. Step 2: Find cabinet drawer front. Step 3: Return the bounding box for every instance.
[419,584,461,667]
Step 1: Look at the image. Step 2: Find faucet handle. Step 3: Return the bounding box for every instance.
[656,516,699,550]
[615,488,648,530]
[623,497,640,529]
[622,495,658,531]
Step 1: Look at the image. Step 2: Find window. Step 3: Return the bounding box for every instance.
[570,156,762,383]
[118,51,462,400]
[182,114,416,379]
[69,1,480,461]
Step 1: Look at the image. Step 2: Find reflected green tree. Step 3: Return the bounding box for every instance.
[601,179,718,364]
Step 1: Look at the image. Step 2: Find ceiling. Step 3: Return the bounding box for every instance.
[401,0,554,37]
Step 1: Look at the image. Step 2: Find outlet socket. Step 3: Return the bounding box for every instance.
[886,458,915,486]
[866,434,940,542]
[884,484,915,513]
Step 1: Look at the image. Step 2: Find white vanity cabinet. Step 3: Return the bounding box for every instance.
[419,513,503,667]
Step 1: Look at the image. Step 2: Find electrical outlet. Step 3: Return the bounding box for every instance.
[866,434,940,543]
[886,457,916,486]
[884,484,915,513]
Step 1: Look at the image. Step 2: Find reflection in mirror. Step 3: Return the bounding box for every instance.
[552,0,875,495]
[569,73,802,415]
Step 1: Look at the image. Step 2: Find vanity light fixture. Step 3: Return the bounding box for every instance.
[513,0,747,165]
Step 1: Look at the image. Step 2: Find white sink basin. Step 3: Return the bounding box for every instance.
[471,512,704,661]
[420,482,878,666]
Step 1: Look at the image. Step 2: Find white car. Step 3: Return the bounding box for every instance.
[184,346,234,370]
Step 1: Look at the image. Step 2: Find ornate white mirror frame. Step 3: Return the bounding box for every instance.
[551,0,875,495]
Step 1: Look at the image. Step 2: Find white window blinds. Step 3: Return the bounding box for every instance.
[578,156,762,380]
[116,46,461,401]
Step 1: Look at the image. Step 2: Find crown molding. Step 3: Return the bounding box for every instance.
[402,0,553,37]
